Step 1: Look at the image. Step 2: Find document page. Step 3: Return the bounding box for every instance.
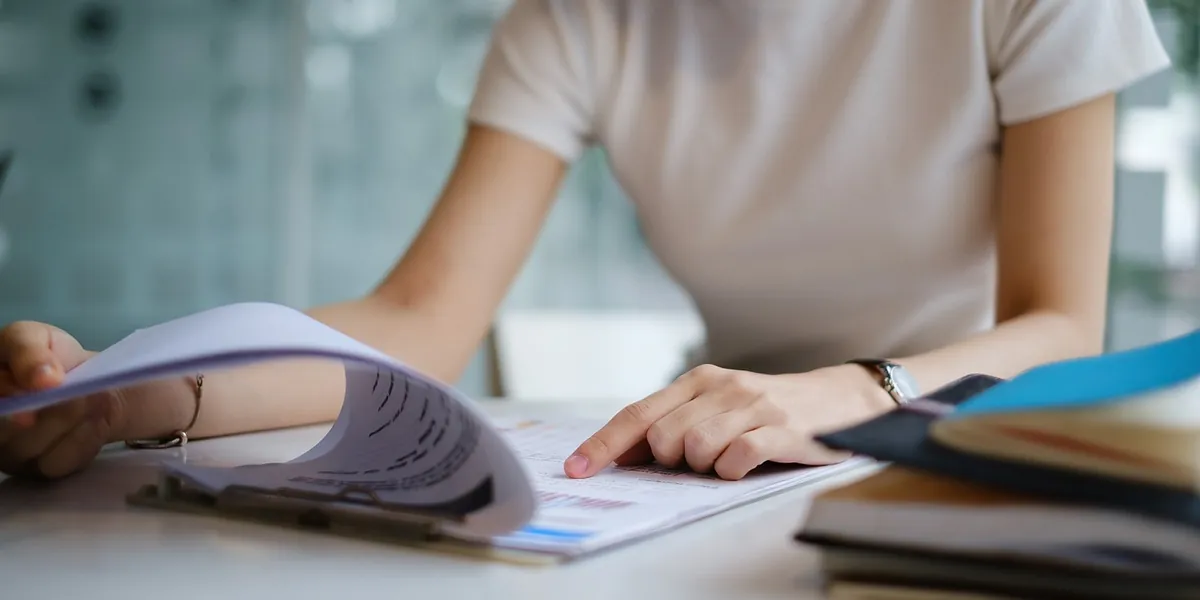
[166,363,500,516]
[485,417,869,556]
[0,302,538,537]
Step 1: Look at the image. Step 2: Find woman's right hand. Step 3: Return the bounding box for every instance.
[0,321,129,479]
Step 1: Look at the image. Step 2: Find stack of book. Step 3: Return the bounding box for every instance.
[794,330,1200,599]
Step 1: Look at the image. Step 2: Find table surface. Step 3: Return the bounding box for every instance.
[0,399,869,600]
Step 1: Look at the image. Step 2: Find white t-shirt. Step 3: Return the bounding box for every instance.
[468,0,1171,375]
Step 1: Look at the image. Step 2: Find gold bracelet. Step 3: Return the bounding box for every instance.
[125,373,203,450]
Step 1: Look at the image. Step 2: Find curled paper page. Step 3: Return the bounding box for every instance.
[0,302,537,537]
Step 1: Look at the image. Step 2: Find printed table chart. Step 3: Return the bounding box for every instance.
[0,399,871,600]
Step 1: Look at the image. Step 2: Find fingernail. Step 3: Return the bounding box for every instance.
[564,454,589,478]
[30,364,55,382]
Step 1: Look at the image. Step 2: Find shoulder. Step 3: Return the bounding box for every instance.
[468,0,620,161]
[486,0,621,47]
[467,0,664,161]
[982,0,1171,124]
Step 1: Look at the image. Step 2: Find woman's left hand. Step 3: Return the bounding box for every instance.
[563,363,897,481]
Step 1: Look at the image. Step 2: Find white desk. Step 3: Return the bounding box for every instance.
[0,399,866,600]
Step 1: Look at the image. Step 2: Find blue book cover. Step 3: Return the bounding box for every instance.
[950,329,1200,418]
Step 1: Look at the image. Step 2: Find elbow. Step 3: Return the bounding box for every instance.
[997,279,1107,359]
[1063,310,1106,356]
[1001,304,1106,358]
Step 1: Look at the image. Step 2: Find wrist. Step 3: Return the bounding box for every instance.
[108,376,199,444]
[829,363,900,414]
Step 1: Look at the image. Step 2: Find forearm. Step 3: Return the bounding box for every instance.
[117,294,484,442]
[892,309,1104,397]
[112,126,566,443]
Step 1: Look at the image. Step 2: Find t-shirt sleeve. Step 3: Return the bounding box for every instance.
[988,0,1171,125]
[467,0,598,162]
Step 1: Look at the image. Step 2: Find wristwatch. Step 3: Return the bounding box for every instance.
[846,359,920,406]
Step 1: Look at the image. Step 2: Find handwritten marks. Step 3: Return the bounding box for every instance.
[368,372,407,437]
[310,366,481,494]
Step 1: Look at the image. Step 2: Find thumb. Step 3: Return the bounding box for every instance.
[0,322,88,390]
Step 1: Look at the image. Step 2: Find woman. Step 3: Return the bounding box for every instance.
[0,0,1170,481]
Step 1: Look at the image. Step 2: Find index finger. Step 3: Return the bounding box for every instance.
[564,378,698,478]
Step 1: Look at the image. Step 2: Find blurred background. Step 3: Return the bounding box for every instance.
[0,0,1195,398]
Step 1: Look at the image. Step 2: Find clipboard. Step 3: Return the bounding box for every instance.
[126,472,560,566]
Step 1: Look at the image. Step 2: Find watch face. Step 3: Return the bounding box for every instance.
[887,365,921,400]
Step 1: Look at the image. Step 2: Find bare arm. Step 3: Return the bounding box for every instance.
[122,124,569,442]
[890,93,1116,393]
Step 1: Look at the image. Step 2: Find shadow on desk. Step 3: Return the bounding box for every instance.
[0,425,323,524]
[0,445,196,550]
[0,459,153,510]
[0,444,167,516]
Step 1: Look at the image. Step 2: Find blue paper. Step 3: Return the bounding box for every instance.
[951,328,1200,417]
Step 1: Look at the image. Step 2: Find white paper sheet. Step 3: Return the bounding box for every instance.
[484,417,868,556]
[0,302,537,537]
